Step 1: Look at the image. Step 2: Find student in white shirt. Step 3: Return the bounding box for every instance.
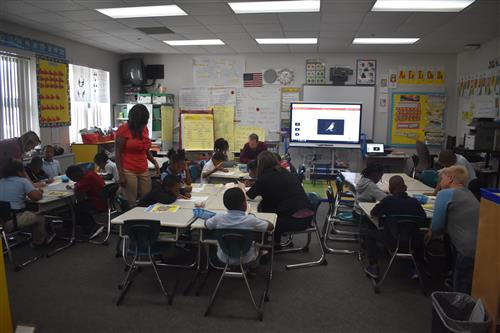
[41,145,61,178]
[205,187,273,265]
[94,152,119,182]
[201,152,228,183]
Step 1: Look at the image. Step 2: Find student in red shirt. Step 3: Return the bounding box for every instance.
[239,133,267,164]
[66,165,106,236]
[115,104,160,205]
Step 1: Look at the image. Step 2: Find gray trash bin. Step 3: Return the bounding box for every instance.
[431,292,491,333]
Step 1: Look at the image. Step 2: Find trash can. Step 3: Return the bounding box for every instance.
[431,292,491,333]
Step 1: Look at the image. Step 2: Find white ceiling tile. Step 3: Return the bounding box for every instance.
[278,12,320,24]
[122,35,156,43]
[321,0,374,13]
[26,0,86,11]
[121,0,176,5]
[202,45,235,53]
[288,45,318,53]
[320,23,359,33]
[319,37,352,47]
[227,43,261,53]
[194,15,240,25]
[73,30,111,37]
[19,12,73,23]
[357,23,409,35]
[171,45,209,53]
[57,9,109,21]
[248,31,285,38]
[235,13,279,25]
[75,0,127,9]
[244,23,282,32]
[284,31,319,38]
[106,29,146,36]
[259,45,290,53]
[154,16,200,26]
[224,39,259,48]
[206,24,246,33]
[149,33,186,40]
[48,21,93,31]
[2,1,46,13]
[361,12,412,26]
[178,3,233,15]
[321,12,365,25]
[281,21,320,31]
[116,18,164,27]
[142,45,181,53]
[79,19,128,29]
[180,33,218,39]
[169,25,211,33]
[215,32,253,40]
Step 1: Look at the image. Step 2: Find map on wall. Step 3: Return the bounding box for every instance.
[193,56,245,88]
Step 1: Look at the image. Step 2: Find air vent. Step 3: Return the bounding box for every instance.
[136,27,174,35]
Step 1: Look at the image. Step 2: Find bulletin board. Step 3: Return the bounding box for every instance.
[389,92,446,147]
[36,55,70,127]
[180,113,214,151]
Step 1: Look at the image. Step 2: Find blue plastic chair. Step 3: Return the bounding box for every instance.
[189,164,201,182]
[420,169,438,188]
[77,162,95,171]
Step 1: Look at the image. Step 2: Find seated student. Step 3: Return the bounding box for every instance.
[137,175,182,207]
[426,150,477,196]
[161,149,192,197]
[41,145,61,179]
[364,175,427,278]
[65,165,106,236]
[243,159,257,187]
[0,160,54,246]
[239,133,267,164]
[213,138,229,160]
[94,152,119,182]
[426,166,479,294]
[205,187,273,265]
[244,151,312,245]
[25,156,51,184]
[201,152,228,183]
[354,163,387,218]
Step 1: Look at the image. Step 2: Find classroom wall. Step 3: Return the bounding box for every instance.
[0,20,121,149]
[138,52,458,144]
[455,37,500,141]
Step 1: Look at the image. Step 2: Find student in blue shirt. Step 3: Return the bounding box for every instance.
[42,145,61,179]
[161,149,192,197]
[0,160,54,246]
[205,187,273,265]
[426,165,479,294]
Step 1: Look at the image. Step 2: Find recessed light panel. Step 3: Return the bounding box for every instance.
[352,38,420,44]
[256,38,317,44]
[96,5,187,18]
[164,39,225,46]
[371,0,476,12]
[228,0,320,14]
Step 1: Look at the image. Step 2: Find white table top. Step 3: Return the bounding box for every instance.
[341,172,433,193]
[190,211,278,230]
[111,207,196,228]
[208,167,250,180]
[37,177,74,204]
[359,201,433,229]
[365,153,409,159]
[149,157,169,170]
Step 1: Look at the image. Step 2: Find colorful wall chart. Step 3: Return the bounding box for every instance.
[389,66,445,86]
[389,93,446,146]
[36,55,70,127]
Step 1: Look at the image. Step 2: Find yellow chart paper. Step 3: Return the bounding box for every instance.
[233,125,266,152]
[161,105,174,143]
[211,105,235,152]
[181,113,214,151]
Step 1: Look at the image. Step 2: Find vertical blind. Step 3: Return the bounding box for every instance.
[0,53,33,140]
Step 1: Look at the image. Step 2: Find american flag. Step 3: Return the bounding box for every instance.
[243,73,262,87]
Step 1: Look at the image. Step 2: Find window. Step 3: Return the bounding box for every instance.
[0,53,37,139]
[68,64,111,143]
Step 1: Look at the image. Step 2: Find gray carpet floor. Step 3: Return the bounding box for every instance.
[6,205,432,333]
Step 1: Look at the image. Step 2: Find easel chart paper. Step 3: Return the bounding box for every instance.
[181,113,214,151]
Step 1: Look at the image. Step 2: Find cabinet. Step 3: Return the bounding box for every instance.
[71,142,114,164]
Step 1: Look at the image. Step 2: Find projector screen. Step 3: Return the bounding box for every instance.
[290,102,362,146]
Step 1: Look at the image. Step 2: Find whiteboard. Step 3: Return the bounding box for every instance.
[303,85,375,138]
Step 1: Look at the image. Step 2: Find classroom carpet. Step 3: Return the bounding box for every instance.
[6,205,431,333]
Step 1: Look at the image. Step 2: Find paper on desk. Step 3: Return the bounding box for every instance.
[46,190,68,196]
[224,182,236,189]
[177,196,209,203]
[145,204,180,213]
[192,185,205,193]
[213,171,235,176]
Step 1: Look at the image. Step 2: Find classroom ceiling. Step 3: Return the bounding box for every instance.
[0,0,499,54]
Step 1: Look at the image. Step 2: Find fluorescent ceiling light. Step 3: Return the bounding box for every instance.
[353,38,420,44]
[256,38,317,44]
[164,39,225,46]
[371,0,476,12]
[228,0,320,14]
[96,5,187,18]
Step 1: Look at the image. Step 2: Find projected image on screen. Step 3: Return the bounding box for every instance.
[317,119,345,135]
[290,103,362,145]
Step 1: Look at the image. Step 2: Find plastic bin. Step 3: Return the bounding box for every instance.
[431,292,491,333]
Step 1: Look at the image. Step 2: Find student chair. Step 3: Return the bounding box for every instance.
[189,164,201,182]
[420,169,439,188]
[370,215,427,295]
[204,228,267,321]
[415,141,434,173]
[322,187,358,255]
[0,201,43,271]
[89,183,120,245]
[76,162,95,171]
[276,192,327,270]
[116,219,175,306]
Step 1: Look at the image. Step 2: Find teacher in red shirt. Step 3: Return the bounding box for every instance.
[239,133,267,163]
[115,104,159,205]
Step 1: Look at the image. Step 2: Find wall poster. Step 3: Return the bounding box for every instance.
[356,59,376,85]
[389,92,446,146]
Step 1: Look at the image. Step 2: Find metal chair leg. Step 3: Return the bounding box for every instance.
[372,243,400,294]
[286,220,328,270]
[323,216,357,255]
[150,254,173,305]
[240,262,263,320]
[204,263,228,317]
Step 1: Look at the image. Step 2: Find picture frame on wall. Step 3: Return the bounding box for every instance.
[356,59,376,85]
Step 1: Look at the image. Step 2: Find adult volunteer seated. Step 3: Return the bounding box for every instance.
[239,133,267,164]
[0,131,41,176]
[243,151,313,247]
